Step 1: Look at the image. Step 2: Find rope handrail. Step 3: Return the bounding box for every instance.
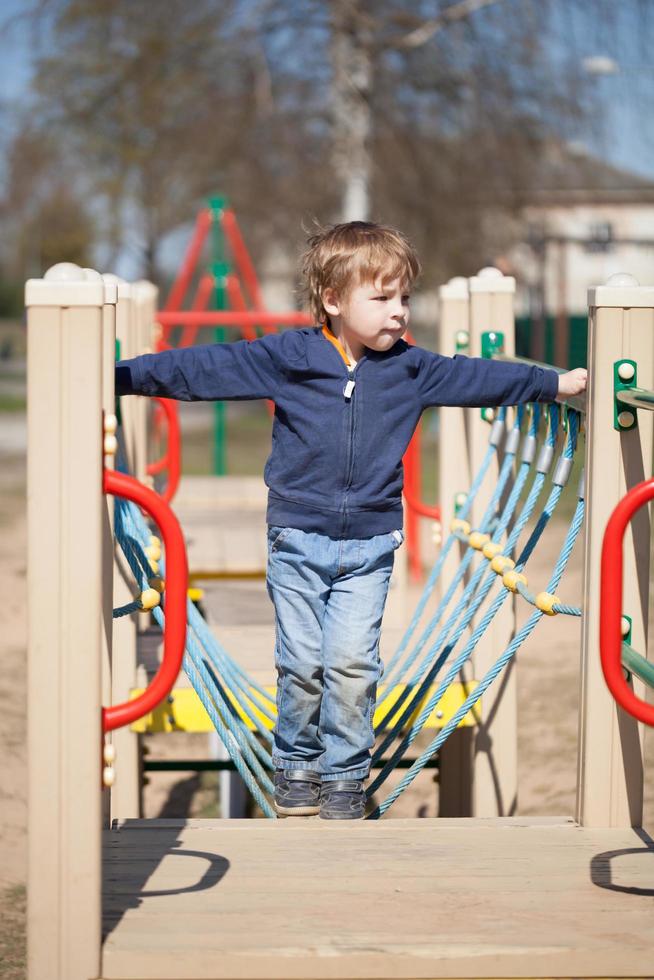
[367,485,586,817]
[600,476,654,727]
[369,411,580,787]
[380,409,508,682]
[114,495,277,816]
[493,353,587,415]
[622,641,654,690]
[615,386,654,412]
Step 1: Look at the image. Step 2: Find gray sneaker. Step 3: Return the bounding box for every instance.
[274,768,321,816]
[320,779,366,820]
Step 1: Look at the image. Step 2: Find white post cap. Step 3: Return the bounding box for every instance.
[25,264,110,307]
[469,266,516,295]
[588,273,654,309]
[102,273,132,300]
[439,276,469,300]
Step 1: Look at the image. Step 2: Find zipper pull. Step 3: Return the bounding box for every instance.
[343,377,355,400]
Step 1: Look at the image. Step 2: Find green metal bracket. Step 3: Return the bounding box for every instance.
[209,195,227,221]
[480,331,504,421]
[115,338,122,426]
[621,613,633,682]
[454,330,469,354]
[208,197,230,476]
[614,359,638,431]
[481,330,504,360]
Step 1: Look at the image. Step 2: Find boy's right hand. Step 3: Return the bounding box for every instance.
[557,368,587,400]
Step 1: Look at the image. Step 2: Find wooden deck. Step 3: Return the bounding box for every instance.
[106,475,654,979]
[102,817,654,979]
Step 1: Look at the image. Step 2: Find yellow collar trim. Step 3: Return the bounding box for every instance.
[321,324,352,367]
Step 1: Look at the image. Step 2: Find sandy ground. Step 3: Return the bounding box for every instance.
[1,410,653,977]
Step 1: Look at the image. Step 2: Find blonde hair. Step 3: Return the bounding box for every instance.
[301,221,421,324]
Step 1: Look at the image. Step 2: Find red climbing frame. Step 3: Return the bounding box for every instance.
[600,475,654,727]
[103,468,188,732]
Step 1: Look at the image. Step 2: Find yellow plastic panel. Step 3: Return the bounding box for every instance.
[130,681,480,733]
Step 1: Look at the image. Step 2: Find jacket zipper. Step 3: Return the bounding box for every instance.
[342,364,361,533]
[320,331,364,534]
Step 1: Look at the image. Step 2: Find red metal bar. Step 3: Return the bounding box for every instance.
[145,398,181,503]
[178,273,215,348]
[161,209,212,347]
[221,208,266,309]
[225,274,258,342]
[600,476,654,727]
[157,310,312,328]
[164,209,212,314]
[103,469,188,733]
[402,427,422,582]
[225,274,275,419]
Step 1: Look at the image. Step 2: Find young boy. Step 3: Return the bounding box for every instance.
[115,221,587,820]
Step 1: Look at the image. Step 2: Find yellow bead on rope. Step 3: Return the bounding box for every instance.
[535,591,561,616]
[469,531,490,551]
[450,518,471,535]
[491,554,516,574]
[148,576,165,593]
[502,570,528,593]
[482,541,502,559]
[139,588,161,611]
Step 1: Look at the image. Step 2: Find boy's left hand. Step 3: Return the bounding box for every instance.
[557,368,587,400]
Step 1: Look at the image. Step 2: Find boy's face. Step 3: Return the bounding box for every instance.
[322,276,410,360]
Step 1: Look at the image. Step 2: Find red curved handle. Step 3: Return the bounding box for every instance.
[103,468,188,733]
[600,477,654,727]
[146,398,181,503]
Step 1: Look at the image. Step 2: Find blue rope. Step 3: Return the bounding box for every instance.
[368,490,585,818]
[380,408,508,681]
[370,413,553,771]
[366,418,583,814]
[380,408,523,698]
[368,410,578,790]
[113,599,142,618]
[113,500,277,815]
[374,406,542,741]
[115,499,277,743]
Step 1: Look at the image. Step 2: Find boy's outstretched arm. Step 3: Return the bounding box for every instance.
[115,335,280,402]
[417,351,587,408]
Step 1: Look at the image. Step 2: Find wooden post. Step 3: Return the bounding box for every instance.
[133,280,159,487]
[468,267,518,817]
[98,272,118,827]
[576,274,654,827]
[26,264,112,980]
[107,275,142,819]
[437,277,474,816]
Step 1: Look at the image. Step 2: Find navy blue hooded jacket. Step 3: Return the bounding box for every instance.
[115,325,559,538]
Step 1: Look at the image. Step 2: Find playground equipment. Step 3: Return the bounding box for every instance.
[26,265,654,979]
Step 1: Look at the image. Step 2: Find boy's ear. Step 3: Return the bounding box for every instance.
[322,287,341,317]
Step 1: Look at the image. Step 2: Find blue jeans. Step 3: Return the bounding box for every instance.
[266,525,404,781]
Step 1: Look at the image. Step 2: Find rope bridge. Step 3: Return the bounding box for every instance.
[112,401,589,819]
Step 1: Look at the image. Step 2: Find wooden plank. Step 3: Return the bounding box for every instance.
[102,819,654,979]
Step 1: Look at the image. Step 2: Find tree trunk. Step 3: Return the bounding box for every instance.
[330,1,372,222]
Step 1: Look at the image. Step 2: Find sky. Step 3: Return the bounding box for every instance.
[1,0,653,279]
